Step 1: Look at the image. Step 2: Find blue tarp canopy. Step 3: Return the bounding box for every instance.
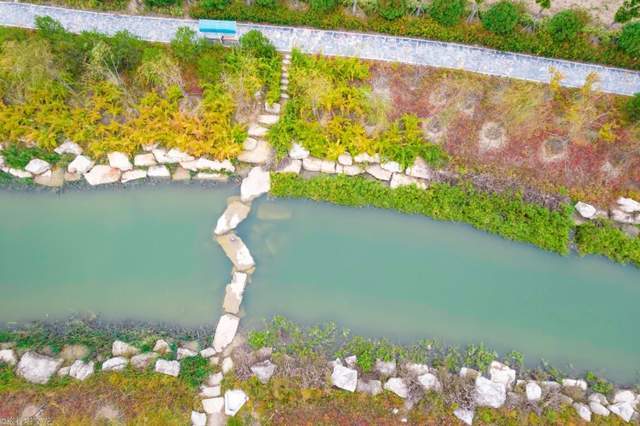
[198,19,237,35]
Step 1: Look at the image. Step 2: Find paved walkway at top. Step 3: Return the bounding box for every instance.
[1,1,639,95]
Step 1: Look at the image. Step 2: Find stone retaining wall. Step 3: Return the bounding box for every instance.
[1,2,639,95]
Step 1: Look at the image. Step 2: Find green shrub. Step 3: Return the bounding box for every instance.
[239,30,277,59]
[429,0,466,27]
[615,0,640,24]
[255,0,276,7]
[170,27,204,64]
[144,0,179,7]
[585,371,614,395]
[377,0,407,20]
[625,93,640,122]
[547,10,586,43]
[575,220,640,267]
[201,0,230,11]
[109,30,144,71]
[618,22,640,58]
[309,0,338,12]
[270,174,573,254]
[481,1,521,35]
[2,145,61,169]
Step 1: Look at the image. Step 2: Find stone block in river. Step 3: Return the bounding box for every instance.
[240,167,271,202]
[216,233,255,272]
[215,201,251,236]
[16,352,63,384]
[213,314,240,352]
[222,272,248,314]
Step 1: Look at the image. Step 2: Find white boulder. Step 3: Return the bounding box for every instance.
[134,153,157,167]
[222,357,234,374]
[225,389,249,416]
[247,124,268,138]
[526,382,542,401]
[202,397,224,414]
[195,172,228,181]
[406,157,432,180]
[589,401,609,417]
[153,339,171,354]
[166,148,194,163]
[16,352,63,384]
[258,114,279,125]
[238,139,273,164]
[54,141,83,155]
[418,373,442,392]
[69,360,94,381]
[154,359,180,377]
[276,158,302,174]
[191,411,207,426]
[575,201,597,219]
[200,386,221,397]
[213,314,240,352]
[7,168,32,178]
[454,408,474,426]
[131,352,159,370]
[207,372,224,387]
[375,359,396,376]
[0,349,17,366]
[121,169,147,183]
[609,402,635,422]
[200,347,217,358]
[102,357,128,372]
[147,165,170,178]
[331,364,358,392]
[107,152,133,171]
[354,153,380,163]
[338,153,353,166]
[617,197,640,213]
[25,159,51,175]
[390,173,427,189]
[366,164,392,181]
[337,164,362,176]
[215,200,251,236]
[381,161,402,173]
[573,402,591,422]
[405,363,430,376]
[289,143,310,160]
[84,165,121,186]
[240,167,270,202]
[356,379,383,395]
[562,379,587,391]
[474,376,506,408]
[68,155,94,174]
[613,390,636,404]
[112,340,139,357]
[384,377,408,398]
[489,361,516,388]
[177,348,197,360]
[251,360,276,384]
[302,157,323,172]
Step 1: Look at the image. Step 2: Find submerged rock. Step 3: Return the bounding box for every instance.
[16,352,63,384]
[34,168,64,187]
[216,233,255,272]
[215,200,251,236]
[223,272,248,315]
[331,364,358,392]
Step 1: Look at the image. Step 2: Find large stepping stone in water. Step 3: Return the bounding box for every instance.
[215,233,255,272]
[213,314,240,352]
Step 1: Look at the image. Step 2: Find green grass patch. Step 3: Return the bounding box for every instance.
[270,173,573,254]
[575,220,640,267]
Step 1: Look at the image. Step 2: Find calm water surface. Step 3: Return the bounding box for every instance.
[242,198,640,383]
[1,187,639,382]
[0,185,235,326]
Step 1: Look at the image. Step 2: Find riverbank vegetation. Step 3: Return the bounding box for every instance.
[576,220,640,267]
[273,51,640,206]
[270,173,573,254]
[0,20,279,166]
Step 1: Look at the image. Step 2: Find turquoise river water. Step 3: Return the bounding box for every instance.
[0,186,639,382]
